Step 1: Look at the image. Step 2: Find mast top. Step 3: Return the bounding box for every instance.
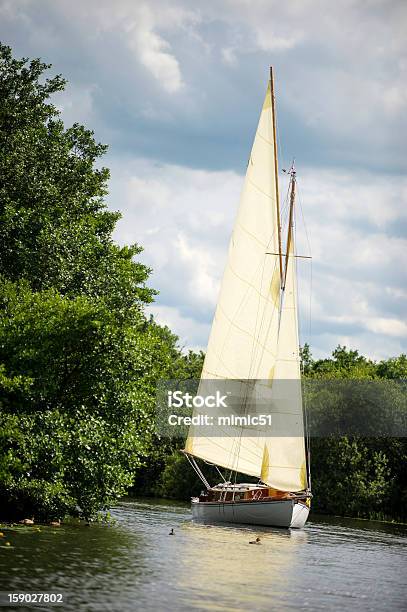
[282,160,297,180]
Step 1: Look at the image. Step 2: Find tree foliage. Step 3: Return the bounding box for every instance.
[0,43,153,310]
[302,345,407,521]
[0,44,190,520]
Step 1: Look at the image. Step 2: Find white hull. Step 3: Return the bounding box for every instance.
[191,498,309,529]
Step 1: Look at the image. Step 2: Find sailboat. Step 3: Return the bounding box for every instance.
[182,68,311,529]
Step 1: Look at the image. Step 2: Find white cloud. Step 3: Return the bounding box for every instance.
[221,47,237,67]
[312,331,406,363]
[124,5,184,93]
[148,304,210,350]
[383,83,407,116]
[107,158,242,345]
[2,0,406,359]
[365,317,407,338]
[199,0,407,169]
[106,157,406,359]
[3,0,406,170]
[7,0,189,94]
[175,233,219,307]
[55,84,97,126]
[294,167,407,359]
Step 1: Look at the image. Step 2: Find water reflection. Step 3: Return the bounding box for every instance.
[177,522,309,610]
[1,519,147,611]
[0,500,406,612]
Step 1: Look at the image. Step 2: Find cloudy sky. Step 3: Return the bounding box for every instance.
[2,0,406,359]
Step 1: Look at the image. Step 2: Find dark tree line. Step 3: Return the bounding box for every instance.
[138,347,407,522]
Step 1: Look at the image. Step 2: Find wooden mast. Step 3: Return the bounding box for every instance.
[283,163,296,290]
[269,67,283,286]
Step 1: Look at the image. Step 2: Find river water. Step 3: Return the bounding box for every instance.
[0,498,406,611]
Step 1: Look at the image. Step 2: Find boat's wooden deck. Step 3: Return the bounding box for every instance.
[199,487,300,504]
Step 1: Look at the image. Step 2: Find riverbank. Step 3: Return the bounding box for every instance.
[2,493,406,530]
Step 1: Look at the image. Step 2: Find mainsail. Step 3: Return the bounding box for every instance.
[184,73,307,492]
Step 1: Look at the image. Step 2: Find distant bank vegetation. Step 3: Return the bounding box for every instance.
[0,45,405,523]
[135,347,407,524]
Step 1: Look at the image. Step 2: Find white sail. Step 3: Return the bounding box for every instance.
[203,79,281,381]
[260,227,308,491]
[185,80,281,477]
[184,76,307,491]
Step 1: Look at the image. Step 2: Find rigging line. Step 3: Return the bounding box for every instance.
[281,178,291,227]
[296,181,313,349]
[184,453,210,489]
[293,190,312,490]
[309,261,313,355]
[293,191,310,376]
[293,205,302,351]
[303,263,312,490]
[296,181,312,256]
[293,207,309,488]
[273,71,289,225]
[204,460,227,483]
[278,176,290,235]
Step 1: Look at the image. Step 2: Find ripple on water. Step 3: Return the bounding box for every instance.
[0,500,406,611]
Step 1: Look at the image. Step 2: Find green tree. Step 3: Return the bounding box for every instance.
[377,354,407,379]
[311,437,391,516]
[130,347,205,498]
[0,44,180,520]
[306,346,407,521]
[300,343,314,375]
[0,277,183,520]
[0,43,153,310]
[310,345,377,379]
